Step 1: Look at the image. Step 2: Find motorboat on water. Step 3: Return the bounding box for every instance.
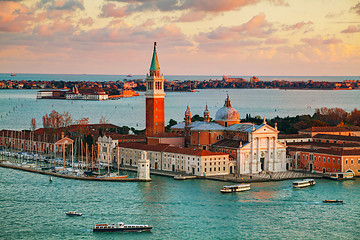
[66,211,83,216]
[292,179,316,188]
[220,184,251,193]
[323,200,344,204]
[93,222,152,232]
[10,73,16,76]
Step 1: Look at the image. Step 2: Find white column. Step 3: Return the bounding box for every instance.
[273,137,277,171]
[267,137,271,171]
[256,137,260,172]
[250,137,254,174]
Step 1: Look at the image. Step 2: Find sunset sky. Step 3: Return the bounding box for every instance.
[1,0,359,75]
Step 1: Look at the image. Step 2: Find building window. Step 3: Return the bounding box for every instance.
[210,168,212,172]
[323,157,326,163]
[351,159,353,164]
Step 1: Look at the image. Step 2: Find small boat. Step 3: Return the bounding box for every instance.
[323,200,344,204]
[293,179,316,188]
[93,222,152,232]
[66,211,83,216]
[127,74,133,77]
[220,184,251,193]
[329,172,354,180]
[10,73,16,76]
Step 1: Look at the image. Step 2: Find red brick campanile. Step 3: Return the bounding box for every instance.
[145,42,165,136]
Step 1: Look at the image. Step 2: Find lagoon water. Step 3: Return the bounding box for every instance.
[0,89,359,131]
[0,167,359,240]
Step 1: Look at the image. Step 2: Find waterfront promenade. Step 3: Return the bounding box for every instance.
[117,165,321,183]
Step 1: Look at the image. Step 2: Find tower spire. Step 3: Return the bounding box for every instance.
[150,42,160,76]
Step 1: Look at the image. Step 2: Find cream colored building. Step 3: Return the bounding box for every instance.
[115,143,232,176]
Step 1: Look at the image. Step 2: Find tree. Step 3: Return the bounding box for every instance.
[74,118,90,137]
[314,107,349,126]
[42,110,73,129]
[349,108,360,126]
[165,119,178,132]
[99,116,109,124]
[30,118,36,131]
[191,114,204,122]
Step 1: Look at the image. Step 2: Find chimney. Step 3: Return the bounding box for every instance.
[61,132,64,139]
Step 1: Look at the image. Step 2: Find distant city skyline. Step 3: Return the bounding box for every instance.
[0,0,359,75]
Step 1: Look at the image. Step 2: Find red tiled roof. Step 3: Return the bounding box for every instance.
[278,134,312,139]
[212,139,245,148]
[147,132,184,138]
[117,142,171,152]
[117,142,228,156]
[300,126,360,133]
[103,133,146,140]
[313,134,360,142]
[287,146,360,156]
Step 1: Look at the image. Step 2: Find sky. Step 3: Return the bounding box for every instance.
[0,0,359,76]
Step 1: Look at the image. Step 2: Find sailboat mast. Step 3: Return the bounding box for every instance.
[97,142,100,175]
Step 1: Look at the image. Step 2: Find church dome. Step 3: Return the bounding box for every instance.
[214,95,240,126]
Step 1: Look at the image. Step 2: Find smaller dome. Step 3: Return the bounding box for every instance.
[214,95,240,125]
[215,107,240,122]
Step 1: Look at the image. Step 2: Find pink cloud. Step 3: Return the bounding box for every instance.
[183,0,260,12]
[109,0,262,14]
[341,25,360,33]
[351,3,360,15]
[79,17,94,26]
[100,3,127,18]
[284,21,313,30]
[0,1,32,32]
[301,37,342,46]
[265,37,287,44]
[178,10,207,22]
[269,0,289,6]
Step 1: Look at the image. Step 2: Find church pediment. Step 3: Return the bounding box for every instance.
[252,124,279,134]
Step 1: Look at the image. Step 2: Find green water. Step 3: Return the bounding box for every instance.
[0,167,359,239]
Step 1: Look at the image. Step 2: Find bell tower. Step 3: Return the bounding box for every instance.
[145,42,165,136]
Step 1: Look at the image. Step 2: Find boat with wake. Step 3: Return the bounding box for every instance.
[323,200,344,204]
[66,211,83,216]
[93,222,152,232]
